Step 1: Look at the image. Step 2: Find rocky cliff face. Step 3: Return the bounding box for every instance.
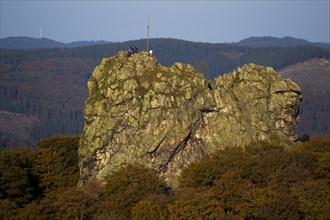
[79,51,302,186]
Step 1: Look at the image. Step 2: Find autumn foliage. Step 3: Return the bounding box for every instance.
[1,135,329,219]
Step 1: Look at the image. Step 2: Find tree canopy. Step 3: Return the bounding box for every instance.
[0,135,329,219]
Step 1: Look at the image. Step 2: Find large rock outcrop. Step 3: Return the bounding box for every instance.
[79,51,302,186]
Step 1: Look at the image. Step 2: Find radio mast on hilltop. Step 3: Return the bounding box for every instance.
[147,16,150,51]
[40,25,43,39]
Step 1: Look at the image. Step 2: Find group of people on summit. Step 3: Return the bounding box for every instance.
[127,46,138,57]
[127,45,153,57]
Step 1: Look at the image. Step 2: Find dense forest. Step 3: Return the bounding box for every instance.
[0,38,329,148]
[0,135,329,219]
[2,38,329,78]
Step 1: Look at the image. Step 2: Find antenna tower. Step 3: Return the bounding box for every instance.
[40,25,43,39]
[147,16,150,51]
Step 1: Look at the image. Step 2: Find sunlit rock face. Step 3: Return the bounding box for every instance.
[79,51,301,187]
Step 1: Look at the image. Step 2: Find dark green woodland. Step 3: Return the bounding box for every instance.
[0,135,329,219]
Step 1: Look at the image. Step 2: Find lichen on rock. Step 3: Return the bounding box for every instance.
[79,51,302,187]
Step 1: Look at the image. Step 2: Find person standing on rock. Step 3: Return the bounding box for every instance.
[127,49,132,57]
[133,46,138,53]
[127,46,138,57]
[127,47,133,57]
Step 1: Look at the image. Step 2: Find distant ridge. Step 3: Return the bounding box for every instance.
[0,36,111,49]
[237,36,329,49]
[1,36,329,50]
[67,40,110,48]
[0,37,65,49]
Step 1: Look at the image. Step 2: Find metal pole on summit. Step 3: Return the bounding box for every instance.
[147,16,150,52]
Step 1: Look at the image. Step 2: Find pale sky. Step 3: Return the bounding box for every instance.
[1,0,329,43]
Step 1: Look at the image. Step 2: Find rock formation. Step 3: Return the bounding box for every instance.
[79,51,302,187]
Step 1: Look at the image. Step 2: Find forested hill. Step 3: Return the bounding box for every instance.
[0,37,65,49]
[0,37,111,49]
[236,36,330,49]
[0,38,329,149]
